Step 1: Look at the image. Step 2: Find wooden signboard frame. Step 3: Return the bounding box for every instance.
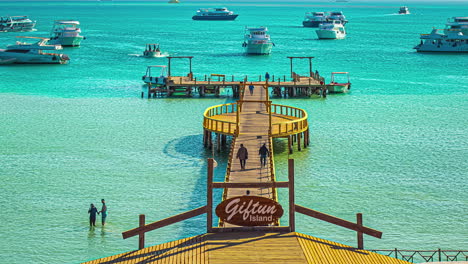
[123,158,382,250]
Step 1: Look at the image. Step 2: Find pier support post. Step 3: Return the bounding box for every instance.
[303,132,307,149]
[208,132,213,150]
[221,134,227,146]
[288,136,293,154]
[357,213,363,249]
[217,133,221,152]
[138,214,145,249]
[298,133,302,151]
[207,159,214,232]
[289,159,295,232]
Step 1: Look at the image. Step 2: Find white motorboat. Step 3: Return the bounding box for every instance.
[242,27,274,55]
[328,11,348,25]
[168,0,179,3]
[327,72,351,93]
[444,17,468,36]
[316,20,346,39]
[48,20,85,47]
[143,44,165,58]
[414,28,468,53]
[0,16,36,32]
[398,6,410,15]
[142,65,168,85]
[303,12,328,27]
[192,7,238,20]
[0,37,69,64]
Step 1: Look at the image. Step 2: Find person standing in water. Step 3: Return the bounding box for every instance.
[99,199,107,226]
[88,204,99,227]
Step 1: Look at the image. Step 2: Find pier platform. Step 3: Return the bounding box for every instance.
[83,232,410,264]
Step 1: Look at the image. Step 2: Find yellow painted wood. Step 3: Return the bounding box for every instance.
[83,232,410,264]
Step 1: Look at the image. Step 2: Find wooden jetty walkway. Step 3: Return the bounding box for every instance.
[83,83,409,264]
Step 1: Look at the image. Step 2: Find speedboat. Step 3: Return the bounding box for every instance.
[444,17,468,36]
[143,44,164,58]
[303,12,329,27]
[0,16,36,32]
[48,20,85,47]
[142,65,168,85]
[414,28,468,53]
[168,0,179,3]
[328,11,348,25]
[242,27,274,55]
[316,21,346,39]
[398,6,410,15]
[192,7,238,20]
[0,37,69,64]
[327,72,351,93]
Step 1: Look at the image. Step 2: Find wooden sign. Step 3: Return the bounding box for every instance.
[215,196,284,226]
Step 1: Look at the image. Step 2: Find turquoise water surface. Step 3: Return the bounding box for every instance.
[0,1,467,263]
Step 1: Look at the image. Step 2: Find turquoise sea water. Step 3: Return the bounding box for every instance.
[0,1,467,263]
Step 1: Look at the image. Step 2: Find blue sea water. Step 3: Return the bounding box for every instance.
[0,1,467,263]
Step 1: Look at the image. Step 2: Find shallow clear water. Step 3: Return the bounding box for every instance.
[0,1,467,263]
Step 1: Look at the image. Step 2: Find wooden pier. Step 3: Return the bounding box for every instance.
[141,56,328,99]
[83,82,408,264]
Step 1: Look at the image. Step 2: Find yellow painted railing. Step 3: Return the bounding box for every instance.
[270,104,308,137]
[203,103,238,135]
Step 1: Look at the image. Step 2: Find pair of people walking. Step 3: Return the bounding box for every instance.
[236,143,270,170]
[88,199,107,227]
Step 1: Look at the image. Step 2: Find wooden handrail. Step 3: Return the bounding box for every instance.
[295,204,383,239]
[122,206,207,239]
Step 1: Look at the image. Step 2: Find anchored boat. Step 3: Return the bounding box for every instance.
[328,11,348,26]
[316,20,346,39]
[327,72,350,93]
[242,27,274,55]
[192,7,238,21]
[0,37,69,64]
[0,16,36,32]
[414,28,468,52]
[302,12,328,27]
[48,20,85,47]
[142,65,168,85]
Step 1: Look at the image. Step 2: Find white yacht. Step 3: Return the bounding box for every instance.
[414,28,468,53]
[303,12,328,27]
[444,17,468,36]
[242,27,274,55]
[0,37,69,64]
[0,16,36,32]
[142,65,168,85]
[316,21,346,39]
[327,72,351,93]
[328,11,348,25]
[192,7,238,20]
[143,44,164,58]
[398,6,410,15]
[48,20,85,47]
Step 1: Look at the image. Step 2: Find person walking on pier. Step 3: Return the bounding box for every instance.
[249,83,254,95]
[99,199,107,226]
[88,204,99,227]
[259,143,270,167]
[265,72,270,83]
[236,144,248,170]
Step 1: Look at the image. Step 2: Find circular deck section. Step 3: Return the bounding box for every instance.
[203,103,308,137]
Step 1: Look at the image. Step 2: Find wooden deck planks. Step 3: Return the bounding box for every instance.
[83,232,411,264]
[224,86,273,206]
